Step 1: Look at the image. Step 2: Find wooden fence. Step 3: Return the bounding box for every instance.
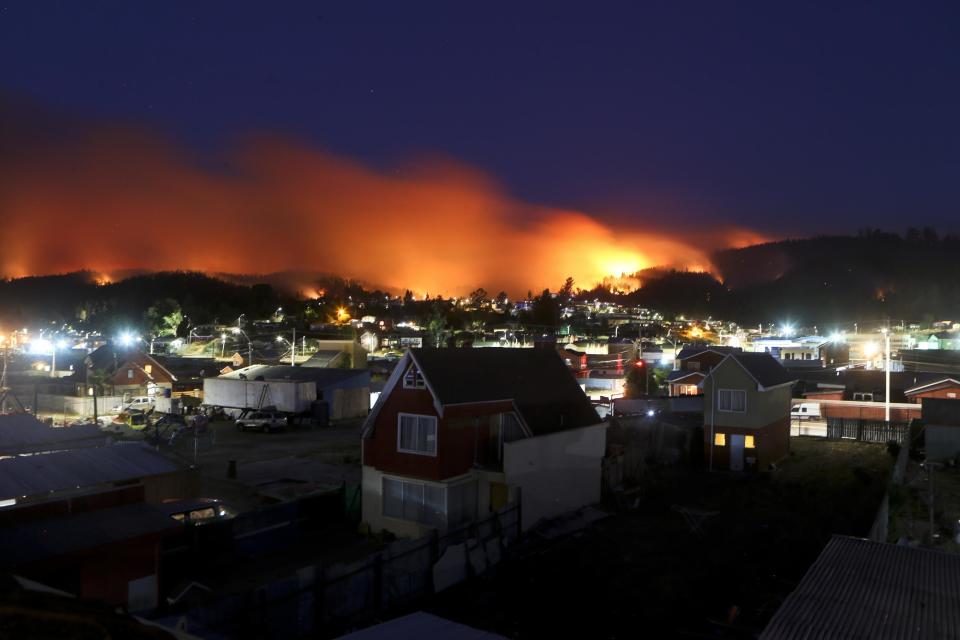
[825,417,909,444]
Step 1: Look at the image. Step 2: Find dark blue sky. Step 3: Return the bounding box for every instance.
[2,1,959,236]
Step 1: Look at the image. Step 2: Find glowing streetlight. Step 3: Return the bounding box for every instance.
[116,331,137,348]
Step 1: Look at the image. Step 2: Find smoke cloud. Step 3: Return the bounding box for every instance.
[0,99,766,296]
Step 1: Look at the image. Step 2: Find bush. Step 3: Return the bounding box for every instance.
[886,440,901,458]
[852,466,873,485]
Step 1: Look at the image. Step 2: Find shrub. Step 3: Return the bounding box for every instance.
[886,440,901,458]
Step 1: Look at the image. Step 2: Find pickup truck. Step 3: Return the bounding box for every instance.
[235,410,287,433]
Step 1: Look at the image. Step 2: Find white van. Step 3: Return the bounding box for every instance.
[121,396,155,413]
[791,402,822,420]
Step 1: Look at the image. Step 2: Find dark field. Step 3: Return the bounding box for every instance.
[426,439,893,639]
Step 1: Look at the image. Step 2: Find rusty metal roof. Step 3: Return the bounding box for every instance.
[761,535,960,639]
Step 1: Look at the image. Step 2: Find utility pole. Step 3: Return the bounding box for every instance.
[927,462,942,543]
[883,328,891,422]
[291,327,296,366]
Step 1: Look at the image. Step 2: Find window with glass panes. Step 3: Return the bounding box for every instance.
[382,477,446,526]
[397,414,437,455]
[717,389,746,412]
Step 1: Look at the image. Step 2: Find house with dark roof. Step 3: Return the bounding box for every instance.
[703,352,796,471]
[80,344,177,398]
[361,348,606,537]
[761,535,960,639]
[667,345,742,397]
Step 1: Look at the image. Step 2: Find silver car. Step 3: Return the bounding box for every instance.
[235,410,286,433]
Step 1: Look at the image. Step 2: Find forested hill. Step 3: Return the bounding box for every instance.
[704,230,960,323]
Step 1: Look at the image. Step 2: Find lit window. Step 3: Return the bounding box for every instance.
[403,365,426,389]
[718,389,746,412]
[397,414,437,455]
[745,435,756,449]
[144,364,152,374]
[714,433,726,446]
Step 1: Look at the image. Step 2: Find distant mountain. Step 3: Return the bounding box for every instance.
[4,231,960,330]
[706,231,960,324]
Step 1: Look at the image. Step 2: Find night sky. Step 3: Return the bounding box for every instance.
[1,2,959,290]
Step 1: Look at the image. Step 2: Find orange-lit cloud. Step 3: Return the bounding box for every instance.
[0,113,766,296]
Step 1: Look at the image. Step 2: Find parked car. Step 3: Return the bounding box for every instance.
[235,410,287,433]
[119,396,155,413]
[791,402,822,420]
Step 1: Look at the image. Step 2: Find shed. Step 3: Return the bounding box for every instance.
[0,413,106,456]
[0,444,196,505]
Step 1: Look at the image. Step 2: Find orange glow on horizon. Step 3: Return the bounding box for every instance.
[0,124,769,296]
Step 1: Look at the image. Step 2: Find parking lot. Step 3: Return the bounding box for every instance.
[128,417,366,511]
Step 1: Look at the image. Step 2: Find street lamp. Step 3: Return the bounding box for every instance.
[232,327,252,366]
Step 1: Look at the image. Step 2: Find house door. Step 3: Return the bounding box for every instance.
[490,482,509,511]
[729,435,745,471]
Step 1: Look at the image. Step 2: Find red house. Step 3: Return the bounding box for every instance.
[667,346,742,397]
[905,377,960,403]
[361,348,607,537]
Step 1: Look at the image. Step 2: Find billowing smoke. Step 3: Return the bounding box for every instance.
[0,98,765,296]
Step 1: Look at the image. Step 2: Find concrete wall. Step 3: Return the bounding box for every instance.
[800,398,920,422]
[503,423,606,531]
[36,393,125,416]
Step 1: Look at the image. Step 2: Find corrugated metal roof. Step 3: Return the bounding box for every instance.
[339,611,507,639]
[0,413,105,453]
[0,444,183,500]
[761,535,960,639]
[0,502,182,566]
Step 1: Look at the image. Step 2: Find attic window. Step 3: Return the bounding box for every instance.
[127,369,134,379]
[403,365,426,389]
[144,364,152,374]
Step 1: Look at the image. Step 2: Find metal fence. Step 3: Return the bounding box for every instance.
[181,503,521,638]
[826,417,909,444]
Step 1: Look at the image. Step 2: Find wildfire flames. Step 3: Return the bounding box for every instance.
[0,104,766,296]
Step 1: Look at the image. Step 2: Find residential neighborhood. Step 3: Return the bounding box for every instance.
[4,3,960,637]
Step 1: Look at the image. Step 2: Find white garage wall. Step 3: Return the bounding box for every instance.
[504,423,607,531]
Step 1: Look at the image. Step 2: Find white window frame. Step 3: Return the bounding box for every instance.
[381,476,447,526]
[717,388,746,413]
[403,365,426,389]
[397,413,438,456]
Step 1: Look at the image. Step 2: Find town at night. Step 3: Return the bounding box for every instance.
[2,3,960,638]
